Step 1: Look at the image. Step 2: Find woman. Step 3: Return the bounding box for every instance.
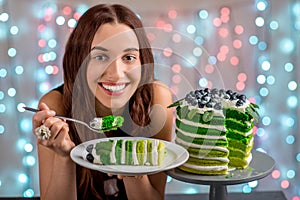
[32,4,173,200]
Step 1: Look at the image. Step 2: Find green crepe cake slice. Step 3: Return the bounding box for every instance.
[86,138,166,166]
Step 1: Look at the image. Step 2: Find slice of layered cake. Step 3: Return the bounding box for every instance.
[85,138,166,166]
[168,88,260,175]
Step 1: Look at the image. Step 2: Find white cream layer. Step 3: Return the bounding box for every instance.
[176,137,229,153]
[176,127,227,140]
[183,163,228,171]
[189,154,229,163]
[177,116,227,132]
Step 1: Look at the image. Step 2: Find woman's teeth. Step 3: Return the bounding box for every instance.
[102,84,126,92]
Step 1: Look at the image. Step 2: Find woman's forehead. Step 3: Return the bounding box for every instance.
[91,23,139,51]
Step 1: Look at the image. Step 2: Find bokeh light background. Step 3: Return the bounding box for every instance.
[0,0,299,199]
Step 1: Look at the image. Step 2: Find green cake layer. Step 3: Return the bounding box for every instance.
[176,119,226,136]
[89,139,166,166]
[177,106,225,125]
[176,130,228,147]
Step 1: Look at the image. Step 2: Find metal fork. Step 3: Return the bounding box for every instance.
[23,106,102,132]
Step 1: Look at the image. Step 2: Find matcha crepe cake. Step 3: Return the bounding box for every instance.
[168,88,260,175]
[85,138,166,166]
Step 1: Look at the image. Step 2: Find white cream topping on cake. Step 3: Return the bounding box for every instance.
[176,117,227,132]
[143,140,148,164]
[92,148,102,164]
[181,100,224,117]
[132,140,139,165]
[183,163,228,171]
[176,137,229,153]
[121,140,126,164]
[152,140,159,166]
[176,127,227,140]
[189,154,230,163]
[110,139,117,164]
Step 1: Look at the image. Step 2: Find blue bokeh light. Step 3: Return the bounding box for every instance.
[262,116,271,126]
[259,87,269,97]
[270,21,279,30]
[187,24,196,34]
[23,155,36,167]
[288,81,297,91]
[255,16,265,27]
[0,125,4,134]
[249,35,259,45]
[284,62,294,72]
[198,10,209,19]
[15,65,24,75]
[286,135,295,144]
[256,0,268,11]
[266,76,275,85]
[23,188,35,198]
[19,118,32,133]
[257,74,266,84]
[287,96,298,108]
[18,173,28,183]
[0,68,7,78]
[279,38,295,54]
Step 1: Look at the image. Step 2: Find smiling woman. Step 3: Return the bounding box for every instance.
[30,3,173,200]
[87,24,142,109]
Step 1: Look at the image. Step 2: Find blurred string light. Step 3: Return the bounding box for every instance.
[0,3,91,198]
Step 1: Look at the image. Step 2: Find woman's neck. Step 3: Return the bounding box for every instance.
[95,99,125,117]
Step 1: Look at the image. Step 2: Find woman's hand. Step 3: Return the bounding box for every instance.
[32,102,75,157]
[107,173,144,180]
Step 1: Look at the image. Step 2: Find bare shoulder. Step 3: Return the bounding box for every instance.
[152,81,172,105]
[39,90,65,115]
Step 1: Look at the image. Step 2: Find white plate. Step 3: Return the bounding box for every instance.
[70,137,189,176]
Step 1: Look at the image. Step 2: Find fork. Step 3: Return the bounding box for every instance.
[23,106,104,133]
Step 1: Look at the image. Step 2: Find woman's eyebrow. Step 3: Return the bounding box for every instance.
[91,46,139,53]
[124,47,139,52]
[91,46,108,51]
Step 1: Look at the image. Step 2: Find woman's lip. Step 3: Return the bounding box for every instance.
[98,82,128,95]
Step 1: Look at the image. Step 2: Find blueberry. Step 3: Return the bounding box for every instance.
[86,153,94,163]
[230,92,238,100]
[226,90,233,96]
[223,94,230,99]
[191,99,198,106]
[206,102,213,108]
[214,103,222,110]
[204,88,210,93]
[86,144,93,153]
[201,96,209,104]
[236,100,244,107]
[211,88,218,95]
[238,94,247,102]
[198,102,204,108]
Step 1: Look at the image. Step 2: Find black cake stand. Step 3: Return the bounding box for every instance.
[166,150,275,200]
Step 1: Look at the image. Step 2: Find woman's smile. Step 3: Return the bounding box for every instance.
[99,82,129,95]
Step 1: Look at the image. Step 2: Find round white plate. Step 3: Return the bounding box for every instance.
[70,137,189,176]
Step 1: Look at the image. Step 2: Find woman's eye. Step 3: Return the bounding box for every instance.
[93,55,109,61]
[123,55,136,61]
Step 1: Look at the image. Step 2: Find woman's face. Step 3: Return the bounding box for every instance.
[87,23,141,109]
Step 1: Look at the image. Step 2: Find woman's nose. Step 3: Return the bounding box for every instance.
[104,59,125,79]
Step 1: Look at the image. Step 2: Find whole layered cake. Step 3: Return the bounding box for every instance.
[85,138,166,166]
[168,88,259,175]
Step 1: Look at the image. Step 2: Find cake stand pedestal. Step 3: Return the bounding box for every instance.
[166,150,275,200]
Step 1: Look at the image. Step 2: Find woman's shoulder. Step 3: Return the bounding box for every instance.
[151,81,172,104]
[39,87,65,115]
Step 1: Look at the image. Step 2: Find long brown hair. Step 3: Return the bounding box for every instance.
[62,4,154,199]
